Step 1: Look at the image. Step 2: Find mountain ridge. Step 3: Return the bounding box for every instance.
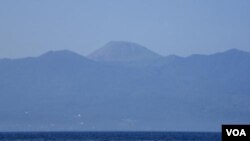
[1,43,249,62]
[0,43,250,131]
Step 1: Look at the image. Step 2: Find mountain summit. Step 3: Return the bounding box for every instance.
[88,41,162,63]
[39,50,86,60]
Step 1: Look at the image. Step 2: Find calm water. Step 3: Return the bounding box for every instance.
[0,132,221,141]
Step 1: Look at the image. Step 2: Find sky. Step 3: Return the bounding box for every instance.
[0,0,250,58]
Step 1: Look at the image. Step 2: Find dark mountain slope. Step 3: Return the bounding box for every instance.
[0,48,249,131]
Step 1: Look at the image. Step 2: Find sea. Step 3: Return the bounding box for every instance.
[0,132,221,141]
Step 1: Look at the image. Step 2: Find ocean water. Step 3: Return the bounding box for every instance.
[0,132,221,141]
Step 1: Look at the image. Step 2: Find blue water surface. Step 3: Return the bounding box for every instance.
[0,132,221,141]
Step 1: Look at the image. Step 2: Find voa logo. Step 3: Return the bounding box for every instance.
[226,129,246,136]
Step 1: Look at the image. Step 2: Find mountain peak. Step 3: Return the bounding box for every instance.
[38,50,92,63]
[104,41,147,49]
[88,41,162,63]
[39,50,86,59]
[223,48,247,54]
[211,48,250,58]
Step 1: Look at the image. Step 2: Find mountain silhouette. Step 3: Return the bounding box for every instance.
[88,41,162,63]
[0,44,250,131]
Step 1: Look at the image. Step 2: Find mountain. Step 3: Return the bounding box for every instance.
[88,41,162,64]
[0,47,250,131]
[39,50,89,61]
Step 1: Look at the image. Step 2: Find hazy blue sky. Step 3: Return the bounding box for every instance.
[0,0,250,58]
